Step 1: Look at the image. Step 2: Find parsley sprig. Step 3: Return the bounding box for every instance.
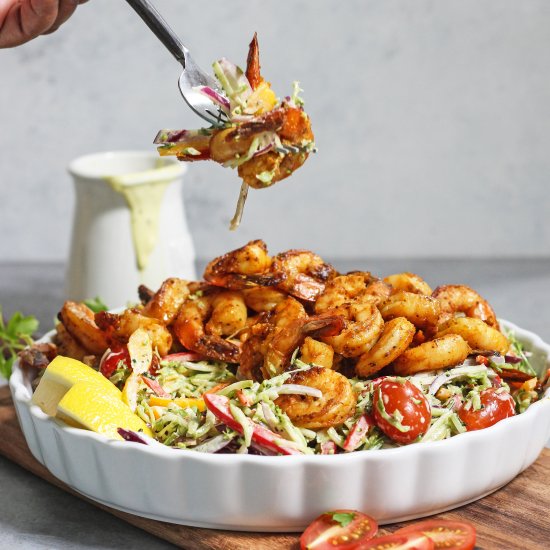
[330,511,355,528]
[0,307,39,379]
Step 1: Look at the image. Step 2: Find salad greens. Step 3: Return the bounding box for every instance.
[114,344,546,455]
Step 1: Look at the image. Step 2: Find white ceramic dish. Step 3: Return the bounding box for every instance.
[10,320,550,532]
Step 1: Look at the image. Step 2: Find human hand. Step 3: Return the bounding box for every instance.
[0,0,88,48]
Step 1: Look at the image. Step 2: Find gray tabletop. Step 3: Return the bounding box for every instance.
[1,259,549,549]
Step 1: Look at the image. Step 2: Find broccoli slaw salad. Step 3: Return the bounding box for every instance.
[104,328,548,456]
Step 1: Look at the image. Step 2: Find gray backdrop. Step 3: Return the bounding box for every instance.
[1,0,549,262]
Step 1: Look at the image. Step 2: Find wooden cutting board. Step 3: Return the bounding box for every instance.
[0,385,548,550]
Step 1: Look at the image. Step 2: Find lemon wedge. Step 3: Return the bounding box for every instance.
[32,355,119,416]
[57,382,152,439]
[32,355,152,440]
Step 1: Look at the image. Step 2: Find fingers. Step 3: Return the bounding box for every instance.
[0,0,86,48]
[42,0,80,35]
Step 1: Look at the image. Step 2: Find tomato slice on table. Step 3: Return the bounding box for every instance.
[395,520,476,550]
[300,510,378,549]
[361,531,434,549]
[373,379,431,444]
[458,388,515,431]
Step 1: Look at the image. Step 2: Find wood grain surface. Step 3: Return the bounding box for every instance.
[0,386,548,549]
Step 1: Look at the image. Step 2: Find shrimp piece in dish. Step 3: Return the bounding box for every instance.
[392,333,471,376]
[272,249,336,301]
[173,296,241,363]
[58,301,109,355]
[142,278,190,324]
[263,313,344,378]
[355,317,416,377]
[242,286,288,312]
[436,317,509,355]
[95,309,173,357]
[203,240,281,289]
[275,366,356,429]
[384,272,432,296]
[300,337,334,369]
[432,285,499,329]
[205,291,248,337]
[379,291,440,334]
[321,302,384,358]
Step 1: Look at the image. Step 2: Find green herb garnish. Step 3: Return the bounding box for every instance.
[0,307,39,379]
[330,511,355,528]
[83,296,109,313]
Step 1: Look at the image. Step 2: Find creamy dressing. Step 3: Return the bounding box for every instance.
[105,164,181,272]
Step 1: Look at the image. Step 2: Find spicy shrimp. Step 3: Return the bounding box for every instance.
[378,291,440,334]
[142,277,190,324]
[392,334,471,376]
[355,317,416,378]
[95,309,173,357]
[275,366,356,429]
[242,286,288,312]
[321,302,384,358]
[172,295,241,363]
[203,240,280,289]
[271,249,336,301]
[263,312,344,378]
[300,337,334,369]
[383,272,432,296]
[432,285,499,329]
[205,291,248,337]
[315,273,391,314]
[436,317,509,355]
[58,301,109,355]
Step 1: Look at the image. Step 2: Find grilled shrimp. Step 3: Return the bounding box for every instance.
[315,273,392,316]
[392,334,471,376]
[142,278,190,324]
[271,249,336,301]
[203,240,281,289]
[436,317,509,355]
[205,291,247,337]
[275,366,356,429]
[379,291,440,334]
[95,309,173,357]
[263,313,344,378]
[54,322,88,362]
[314,273,378,313]
[355,317,416,378]
[242,286,287,312]
[300,337,334,369]
[58,301,109,355]
[271,296,307,328]
[209,109,285,165]
[238,298,306,380]
[172,296,241,363]
[432,285,499,329]
[321,302,384,358]
[383,272,432,296]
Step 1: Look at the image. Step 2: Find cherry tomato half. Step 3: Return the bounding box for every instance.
[458,388,515,431]
[300,510,378,549]
[395,520,476,550]
[99,346,130,379]
[361,531,434,549]
[373,379,431,444]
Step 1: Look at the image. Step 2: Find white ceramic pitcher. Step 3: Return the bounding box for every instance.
[65,151,196,307]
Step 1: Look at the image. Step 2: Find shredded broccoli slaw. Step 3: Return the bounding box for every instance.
[107,332,548,456]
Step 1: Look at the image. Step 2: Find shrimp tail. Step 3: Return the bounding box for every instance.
[246,32,262,90]
[301,314,345,338]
